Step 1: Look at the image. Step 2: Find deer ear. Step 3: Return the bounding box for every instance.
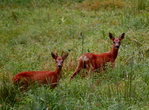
[62,53,68,59]
[119,33,125,40]
[109,33,115,40]
[51,52,58,59]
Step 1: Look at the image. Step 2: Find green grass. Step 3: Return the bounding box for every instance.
[0,0,149,109]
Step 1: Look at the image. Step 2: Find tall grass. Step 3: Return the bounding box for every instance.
[0,0,149,109]
[137,0,148,10]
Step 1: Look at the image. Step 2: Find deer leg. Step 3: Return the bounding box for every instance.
[111,62,115,68]
[70,67,82,80]
[85,61,92,78]
[70,60,83,80]
[86,67,91,78]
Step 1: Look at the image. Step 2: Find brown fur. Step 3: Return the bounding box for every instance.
[70,33,125,80]
[13,52,68,89]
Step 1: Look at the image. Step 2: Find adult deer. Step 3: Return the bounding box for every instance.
[13,51,68,89]
[70,33,125,80]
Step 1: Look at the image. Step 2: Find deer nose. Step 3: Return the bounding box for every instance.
[115,46,119,48]
[58,65,62,68]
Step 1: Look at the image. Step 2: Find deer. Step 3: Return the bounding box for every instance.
[13,51,68,90]
[70,33,125,80]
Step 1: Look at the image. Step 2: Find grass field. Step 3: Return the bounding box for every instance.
[0,0,149,109]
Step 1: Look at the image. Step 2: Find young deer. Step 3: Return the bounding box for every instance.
[70,33,125,80]
[13,52,68,89]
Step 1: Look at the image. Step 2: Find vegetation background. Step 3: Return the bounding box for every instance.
[0,0,149,109]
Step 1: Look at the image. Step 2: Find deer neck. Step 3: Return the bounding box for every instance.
[109,45,119,60]
[55,67,62,76]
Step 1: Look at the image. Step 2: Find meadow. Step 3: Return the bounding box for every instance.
[0,0,149,109]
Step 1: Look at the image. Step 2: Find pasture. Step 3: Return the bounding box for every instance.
[0,0,149,109]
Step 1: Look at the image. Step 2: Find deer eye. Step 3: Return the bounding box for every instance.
[113,42,115,43]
